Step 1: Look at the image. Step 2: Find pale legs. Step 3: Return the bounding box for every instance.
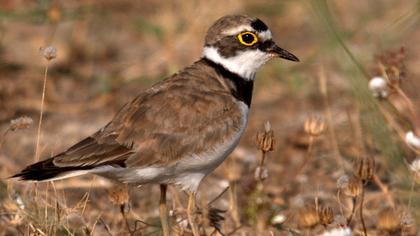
[159,184,170,236]
[187,192,200,236]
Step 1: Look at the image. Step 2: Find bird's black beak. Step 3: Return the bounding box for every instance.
[265,41,299,62]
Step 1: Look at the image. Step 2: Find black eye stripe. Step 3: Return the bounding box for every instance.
[258,40,273,51]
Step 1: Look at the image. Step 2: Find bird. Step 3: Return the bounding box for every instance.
[11,14,299,236]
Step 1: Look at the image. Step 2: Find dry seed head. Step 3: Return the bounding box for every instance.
[332,215,347,227]
[377,208,401,233]
[256,121,274,152]
[108,184,129,205]
[40,46,57,61]
[304,115,326,137]
[338,175,362,198]
[354,156,375,182]
[400,211,417,235]
[9,116,33,131]
[298,206,319,228]
[318,205,334,226]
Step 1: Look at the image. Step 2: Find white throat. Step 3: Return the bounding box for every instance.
[203,46,271,80]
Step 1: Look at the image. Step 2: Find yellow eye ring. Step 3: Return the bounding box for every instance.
[237,32,258,46]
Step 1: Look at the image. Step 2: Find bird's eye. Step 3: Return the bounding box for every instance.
[237,32,258,46]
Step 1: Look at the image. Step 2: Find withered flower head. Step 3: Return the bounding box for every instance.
[377,208,401,233]
[400,211,416,235]
[304,115,326,137]
[256,121,274,152]
[318,205,334,226]
[108,184,129,205]
[10,116,33,131]
[338,175,362,198]
[298,205,319,228]
[40,46,57,61]
[354,156,375,182]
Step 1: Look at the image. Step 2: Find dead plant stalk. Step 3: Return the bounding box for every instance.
[35,60,50,162]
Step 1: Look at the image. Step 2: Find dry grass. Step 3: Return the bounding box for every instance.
[0,0,419,235]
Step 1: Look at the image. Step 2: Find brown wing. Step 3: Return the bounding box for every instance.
[52,134,134,167]
[53,61,243,169]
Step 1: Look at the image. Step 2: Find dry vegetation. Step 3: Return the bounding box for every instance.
[0,0,420,235]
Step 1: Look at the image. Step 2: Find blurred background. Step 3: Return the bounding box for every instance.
[0,0,419,235]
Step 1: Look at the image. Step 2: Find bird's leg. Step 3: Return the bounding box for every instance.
[159,184,170,236]
[187,191,200,236]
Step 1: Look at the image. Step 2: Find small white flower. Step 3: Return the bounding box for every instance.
[405,131,420,150]
[320,227,353,236]
[368,76,388,98]
[409,158,420,173]
[271,214,286,225]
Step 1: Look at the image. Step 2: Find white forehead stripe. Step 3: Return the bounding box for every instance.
[223,25,254,36]
[258,30,272,41]
[223,26,272,41]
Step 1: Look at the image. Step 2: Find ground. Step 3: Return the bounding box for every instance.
[0,0,419,235]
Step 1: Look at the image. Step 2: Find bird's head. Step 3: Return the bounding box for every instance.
[203,15,299,80]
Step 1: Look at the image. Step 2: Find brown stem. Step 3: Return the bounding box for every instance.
[359,183,367,236]
[35,61,50,162]
[394,86,420,134]
[0,128,10,150]
[208,186,229,206]
[120,204,133,235]
[407,177,415,210]
[372,174,395,208]
[228,181,240,228]
[187,192,200,236]
[319,69,347,170]
[256,150,267,182]
[159,184,170,236]
[289,136,314,180]
[346,197,357,225]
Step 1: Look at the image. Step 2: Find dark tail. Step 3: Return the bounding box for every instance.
[11,158,91,181]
